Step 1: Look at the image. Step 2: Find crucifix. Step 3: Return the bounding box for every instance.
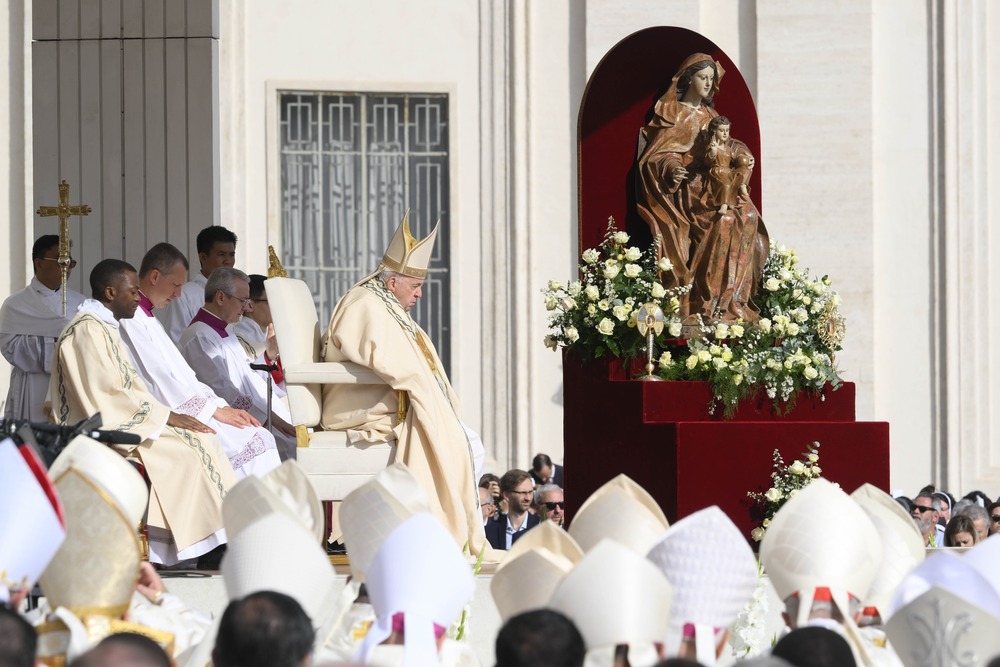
[36,180,91,317]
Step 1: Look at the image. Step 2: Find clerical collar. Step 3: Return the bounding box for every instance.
[78,299,119,328]
[137,291,154,317]
[191,308,229,338]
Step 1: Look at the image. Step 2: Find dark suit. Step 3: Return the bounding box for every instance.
[484,513,540,550]
[530,464,563,489]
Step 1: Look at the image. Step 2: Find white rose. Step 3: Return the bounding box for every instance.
[564,326,579,343]
[786,322,800,336]
[803,366,819,380]
[730,324,744,338]
[598,299,610,311]
[779,269,792,281]
[697,350,711,363]
[764,487,782,502]
[587,304,597,315]
[788,489,800,500]
[597,318,614,335]
[751,527,765,542]
[584,285,600,300]
[811,466,822,476]
[603,264,621,280]
[721,349,733,362]
[794,309,809,323]
[685,355,699,370]
[733,373,743,386]
[545,297,558,311]
[789,461,806,476]
[792,288,803,299]
[547,280,562,291]
[613,231,630,244]
[802,296,812,305]
[832,294,842,307]
[658,351,672,366]
[712,358,728,370]
[765,278,781,291]
[582,248,600,264]
[714,324,729,339]
[668,321,683,337]
[709,345,722,356]
[758,318,771,333]
[657,257,674,272]
[807,453,819,463]
[624,263,641,278]
[567,281,582,296]
[625,246,642,261]
[650,283,667,299]
[544,336,558,350]
[612,305,629,322]
[562,297,577,311]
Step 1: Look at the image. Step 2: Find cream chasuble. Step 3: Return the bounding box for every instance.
[320,278,490,556]
[51,300,236,560]
[120,293,282,479]
[0,277,86,421]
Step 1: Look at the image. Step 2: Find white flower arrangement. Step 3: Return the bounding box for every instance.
[747,441,823,542]
[729,568,769,659]
[541,218,688,363]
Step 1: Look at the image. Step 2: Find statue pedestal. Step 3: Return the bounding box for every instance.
[562,352,890,541]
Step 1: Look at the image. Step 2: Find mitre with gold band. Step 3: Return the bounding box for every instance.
[36,436,175,665]
[379,209,440,280]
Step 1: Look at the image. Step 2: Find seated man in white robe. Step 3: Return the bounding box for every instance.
[321,211,488,555]
[51,258,237,565]
[158,226,237,345]
[0,235,86,421]
[120,242,282,479]
[234,274,287,398]
[178,267,297,460]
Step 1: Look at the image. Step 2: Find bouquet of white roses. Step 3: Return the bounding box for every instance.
[541,217,688,364]
[747,441,825,542]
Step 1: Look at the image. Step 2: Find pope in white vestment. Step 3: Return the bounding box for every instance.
[321,212,488,556]
[0,236,86,421]
[178,268,297,460]
[51,260,237,564]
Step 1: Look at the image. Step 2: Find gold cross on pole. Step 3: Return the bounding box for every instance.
[36,180,91,317]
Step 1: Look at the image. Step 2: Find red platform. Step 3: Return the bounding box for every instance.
[562,354,890,540]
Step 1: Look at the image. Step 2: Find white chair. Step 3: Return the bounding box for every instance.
[264,276,396,501]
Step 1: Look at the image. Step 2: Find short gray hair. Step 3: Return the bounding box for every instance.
[957,503,989,525]
[205,267,249,303]
[534,483,563,507]
[377,268,403,284]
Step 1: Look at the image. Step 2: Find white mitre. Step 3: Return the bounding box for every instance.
[646,506,759,665]
[339,463,432,582]
[885,550,1000,667]
[569,474,670,555]
[356,512,474,667]
[222,460,324,544]
[0,438,65,603]
[379,209,440,279]
[500,520,584,568]
[850,483,925,613]
[962,534,1000,601]
[550,538,673,667]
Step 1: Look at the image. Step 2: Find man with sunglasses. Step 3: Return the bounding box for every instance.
[0,234,86,421]
[534,483,565,527]
[911,491,946,547]
[988,501,1000,537]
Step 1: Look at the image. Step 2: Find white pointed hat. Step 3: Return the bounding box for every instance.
[569,475,670,555]
[221,511,338,633]
[885,551,1000,667]
[0,439,65,602]
[500,520,584,569]
[760,479,882,621]
[357,512,474,667]
[646,506,759,665]
[549,538,673,662]
[491,548,577,622]
[40,437,149,617]
[850,483,925,612]
[963,534,1000,600]
[340,463,431,581]
[379,210,440,279]
[223,460,324,544]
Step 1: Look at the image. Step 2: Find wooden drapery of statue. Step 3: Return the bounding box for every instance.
[635,53,769,324]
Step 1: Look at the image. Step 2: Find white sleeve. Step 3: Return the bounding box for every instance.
[0,332,54,374]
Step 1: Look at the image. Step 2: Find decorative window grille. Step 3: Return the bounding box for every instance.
[279,92,451,370]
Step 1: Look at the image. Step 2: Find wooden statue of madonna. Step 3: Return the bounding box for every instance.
[635,53,770,325]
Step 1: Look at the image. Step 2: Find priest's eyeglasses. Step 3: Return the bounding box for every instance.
[225,293,252,306]
[40,256,77,268]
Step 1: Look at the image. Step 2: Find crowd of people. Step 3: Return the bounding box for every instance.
[893,486,1000,548]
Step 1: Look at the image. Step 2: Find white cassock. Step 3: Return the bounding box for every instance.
[0,277,86,421]
[233,316,267,359]
[179,309,296,460]
[156,272,207,345]
[120,292,282,479]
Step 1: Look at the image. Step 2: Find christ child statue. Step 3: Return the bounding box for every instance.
[702,115,754,214]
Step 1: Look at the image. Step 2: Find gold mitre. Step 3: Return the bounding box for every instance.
[40,436,148,618]
[379,209,440,279]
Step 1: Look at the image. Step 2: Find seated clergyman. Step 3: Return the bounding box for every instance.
[0,234,86,421]
[51,258,237,564]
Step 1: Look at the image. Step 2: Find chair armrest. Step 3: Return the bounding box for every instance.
[283,361,386,385]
